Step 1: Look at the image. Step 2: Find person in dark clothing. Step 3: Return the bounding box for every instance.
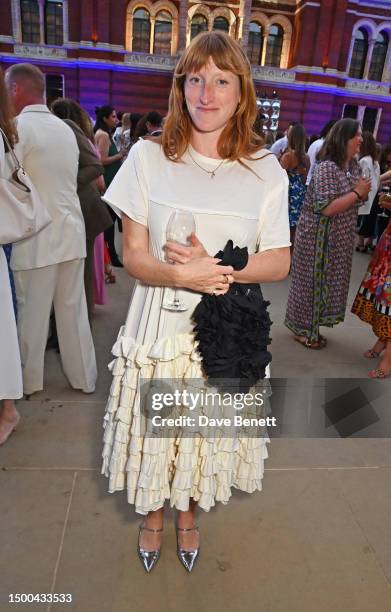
[94,105,125,267]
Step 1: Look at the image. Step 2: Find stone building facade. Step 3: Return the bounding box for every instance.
[0,0,390,140]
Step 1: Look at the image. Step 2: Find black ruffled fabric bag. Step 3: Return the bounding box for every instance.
[192,240,272,392]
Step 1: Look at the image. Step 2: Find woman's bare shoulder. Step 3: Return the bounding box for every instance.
[95,129,109,142]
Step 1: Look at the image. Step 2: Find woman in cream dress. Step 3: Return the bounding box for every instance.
[101,32,290,572]
[0,68,22,444]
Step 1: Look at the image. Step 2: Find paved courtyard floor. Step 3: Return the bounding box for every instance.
[1,251,390,612]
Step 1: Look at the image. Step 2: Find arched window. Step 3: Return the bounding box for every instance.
[265,24,283,67]
[154,10,172,55]
[213,16,229,33]
[133,8,151,53]
[45,0,63,45]
[368,31,389,81]
[21,0,40,43]
[349,28,368,78]
[247,21,263,65]
[191,14,208,41]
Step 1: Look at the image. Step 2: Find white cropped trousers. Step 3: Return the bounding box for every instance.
[14,258,97,395]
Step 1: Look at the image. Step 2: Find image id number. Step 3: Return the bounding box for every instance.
[9,593,72,604]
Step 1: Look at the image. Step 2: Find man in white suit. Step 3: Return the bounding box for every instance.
[5,63,97,395]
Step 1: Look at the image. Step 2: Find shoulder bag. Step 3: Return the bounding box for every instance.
[0,127,51,245]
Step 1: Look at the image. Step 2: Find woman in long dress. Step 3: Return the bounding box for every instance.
[94,105,125,268]
[0,68,22,444]
[101,31,291,572]
[284,119,371,348]
[352,192,391,378]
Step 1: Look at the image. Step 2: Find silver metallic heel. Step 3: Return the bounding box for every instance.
[137,523,163,573]
[175,525,200,572]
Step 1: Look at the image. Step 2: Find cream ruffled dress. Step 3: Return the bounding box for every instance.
[101,140,290,515]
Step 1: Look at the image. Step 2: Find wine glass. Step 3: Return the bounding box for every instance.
[378,185,390,219]
[163,209,196,312]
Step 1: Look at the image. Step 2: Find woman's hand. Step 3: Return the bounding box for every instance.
[165,233,208,264]
[175,256,234,295]
[379,193,391,210]
[354,177,372,200]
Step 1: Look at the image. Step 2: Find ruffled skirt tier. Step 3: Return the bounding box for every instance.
[101,327,269,515]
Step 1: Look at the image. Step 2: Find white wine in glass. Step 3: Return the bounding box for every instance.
[163,209,196,312]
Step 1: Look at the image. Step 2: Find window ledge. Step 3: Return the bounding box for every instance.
[13,43,67,58]
[344,78,389,94]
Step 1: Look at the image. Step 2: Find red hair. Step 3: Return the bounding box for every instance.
[162,31,263,162]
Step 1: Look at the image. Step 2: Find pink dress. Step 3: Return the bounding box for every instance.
[93,233,106,305]
[91,141,107,306]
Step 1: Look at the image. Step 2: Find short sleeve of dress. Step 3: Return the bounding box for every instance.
[102,139,149,226]
[256,156,290,252]
[312,160,340,213]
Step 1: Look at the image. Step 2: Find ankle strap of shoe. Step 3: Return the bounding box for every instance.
[176,525,199,532]
[139,524,163,533]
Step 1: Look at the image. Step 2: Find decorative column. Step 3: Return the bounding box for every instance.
[177,0,189,52]
[363,38,376,79]
[38,0,45,44]
[149,16,155,54]
[62,0,69,44]
[11,0,23,43]
[261,24,270,66]
[238,0,252,48]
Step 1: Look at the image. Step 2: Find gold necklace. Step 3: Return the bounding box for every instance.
[188,149,225,179]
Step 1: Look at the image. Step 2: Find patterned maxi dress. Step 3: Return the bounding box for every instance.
[351,220,391,340]
[285,159,361,342]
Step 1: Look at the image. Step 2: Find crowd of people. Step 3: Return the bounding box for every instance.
[1,30,391,573]
[0,63,166,445]
[269,118,391,377]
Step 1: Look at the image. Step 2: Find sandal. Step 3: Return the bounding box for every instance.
[364,349,383,359]
[0,413,21,445]
[293,336,326,350]
[363,341,385,359]
[105,269,116,284]
[368,368,389,379]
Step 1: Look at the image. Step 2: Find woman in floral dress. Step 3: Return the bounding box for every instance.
[284,119,371,348]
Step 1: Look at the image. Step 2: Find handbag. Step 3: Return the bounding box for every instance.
[192,240,272,393]
[0,127,51,245]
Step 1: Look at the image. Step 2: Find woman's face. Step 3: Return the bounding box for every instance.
[346,128,363,160]
[104,110,118,130]
[184,57,241,137]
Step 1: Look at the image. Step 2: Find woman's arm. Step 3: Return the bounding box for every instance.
[122,216,234,294]
[165,237,290,283]
[232,247,290,283]
[95,130,123,166]
[380,169,391,185]
[279,151,294,170]
[322,176,371,216]
[96,174,106,194]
